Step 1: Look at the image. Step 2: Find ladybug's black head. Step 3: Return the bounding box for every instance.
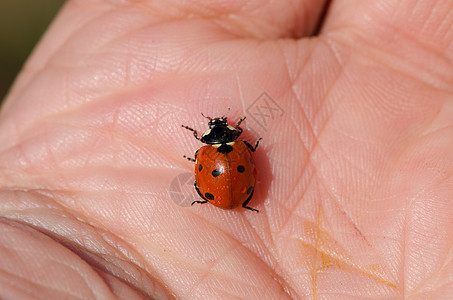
[208,117,228,129]
[200,116,241,145]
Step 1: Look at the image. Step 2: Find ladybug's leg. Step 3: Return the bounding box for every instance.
[243,138,262,152]
[182,125,201,141]
[192,181,208,206]
[183,149,198,162]
[235,116,246,134]
[242,188,259,212]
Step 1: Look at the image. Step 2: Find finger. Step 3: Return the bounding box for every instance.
[66,0,329,39]
[319,0,453,90]
[323,0,453,47]
[18,0,330,78]
[322,0,453,54]
[8,0,328,91]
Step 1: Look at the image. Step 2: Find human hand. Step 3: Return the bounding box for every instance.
[1,0,452,298]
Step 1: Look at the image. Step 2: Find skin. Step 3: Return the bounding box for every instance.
[0,0,452,298]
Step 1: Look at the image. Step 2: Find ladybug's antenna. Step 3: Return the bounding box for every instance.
[201,113,212,121]
[222,108,230,119]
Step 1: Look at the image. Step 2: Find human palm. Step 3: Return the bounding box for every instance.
[1,1,452,299]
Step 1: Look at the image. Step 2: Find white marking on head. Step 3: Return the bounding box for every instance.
[202,129,211,137]
[227,125,237,131]
[227,142,235,146]
[212,143,221,148]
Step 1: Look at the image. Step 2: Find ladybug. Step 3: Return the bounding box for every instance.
[182,114,261,212]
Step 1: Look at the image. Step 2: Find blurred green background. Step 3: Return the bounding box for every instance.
[0,1,65,102]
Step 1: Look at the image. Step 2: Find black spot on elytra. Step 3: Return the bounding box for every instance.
[205,193,214,200]
[198,164,203,172]
[237,165,245,173]
[246,186,254,195]
[212,169,222,177]
[217,144,233,154]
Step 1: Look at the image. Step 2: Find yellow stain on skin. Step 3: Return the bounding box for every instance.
[298,210,397,299]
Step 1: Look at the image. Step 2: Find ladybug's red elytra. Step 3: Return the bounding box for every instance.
[182,114,261,212]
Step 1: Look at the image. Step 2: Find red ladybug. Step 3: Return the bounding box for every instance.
[182,114,261,212]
